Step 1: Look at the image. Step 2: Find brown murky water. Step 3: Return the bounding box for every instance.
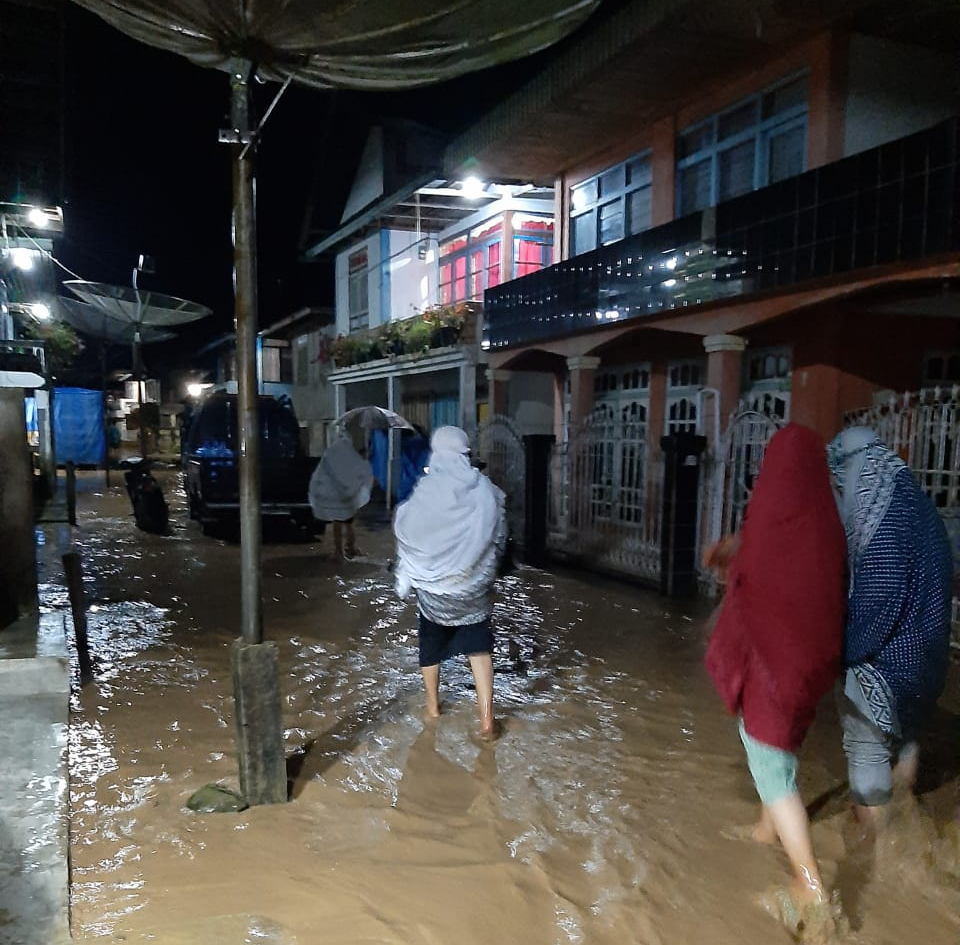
[38,470,960,944]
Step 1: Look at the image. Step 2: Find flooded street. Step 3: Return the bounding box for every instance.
[38,471,960,945]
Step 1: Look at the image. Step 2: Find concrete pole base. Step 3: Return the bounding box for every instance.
[230,640,287,806]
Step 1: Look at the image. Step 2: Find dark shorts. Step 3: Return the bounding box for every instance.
[417,613,493,667]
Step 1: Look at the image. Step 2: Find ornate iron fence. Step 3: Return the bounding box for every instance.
[546,411,663,584]
[844,386,960,647]
[473,415,527,551]
[697,408,782,592]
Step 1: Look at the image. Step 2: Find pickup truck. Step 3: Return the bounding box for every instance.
[182,393,319,536]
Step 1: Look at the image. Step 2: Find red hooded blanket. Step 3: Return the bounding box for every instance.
[705,423,846,752]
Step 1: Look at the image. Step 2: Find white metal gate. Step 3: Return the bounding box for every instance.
[699,409,782,587]
[845,386,960,646]
[547,407,662,583]
[473,415,526,550]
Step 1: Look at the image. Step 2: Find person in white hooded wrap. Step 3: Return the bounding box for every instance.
[308,433,374,559]
[393,426,507,739]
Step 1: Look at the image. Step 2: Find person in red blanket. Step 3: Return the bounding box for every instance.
[704,423,847,915]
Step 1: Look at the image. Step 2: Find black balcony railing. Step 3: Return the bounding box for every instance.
[485,117,960,349]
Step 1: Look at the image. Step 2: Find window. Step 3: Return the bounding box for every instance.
[923,350,960,387]
[676,75,808,216]
[570,151,653,256]
[742,345,791,420]
[514,215,554,279]
[665,359,704,434]
[439,215,550,301]
[347,249,369,331]
[261,341,292,385]
[262,346,281,383]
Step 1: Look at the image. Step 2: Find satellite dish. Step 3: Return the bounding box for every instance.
[62,280,212,328]
[59,298,177,344]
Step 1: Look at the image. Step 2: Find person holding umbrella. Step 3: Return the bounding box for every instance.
[393,426,507,740]
[308,431,374,559]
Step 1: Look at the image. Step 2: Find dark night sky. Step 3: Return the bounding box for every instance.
[56,3,582,385]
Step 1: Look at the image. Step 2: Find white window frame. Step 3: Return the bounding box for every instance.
[347,248,369,331]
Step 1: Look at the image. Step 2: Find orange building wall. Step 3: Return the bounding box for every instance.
[558,28,849,249]
[750,308,960,439]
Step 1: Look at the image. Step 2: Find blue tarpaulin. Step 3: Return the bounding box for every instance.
[54,387,105,466]
[24,397,37,436]
[369,428,430,503]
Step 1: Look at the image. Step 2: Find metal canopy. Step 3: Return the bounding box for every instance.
[59,298,178,344]
[63,280,212,327]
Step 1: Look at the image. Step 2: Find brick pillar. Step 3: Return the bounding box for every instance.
[703,334,747,441]
[487,368,512,417]
[566,356,601,426]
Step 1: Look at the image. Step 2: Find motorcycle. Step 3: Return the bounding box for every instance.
[123,459,169,535]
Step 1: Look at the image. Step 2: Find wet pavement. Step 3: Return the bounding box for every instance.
[27,468,960,943]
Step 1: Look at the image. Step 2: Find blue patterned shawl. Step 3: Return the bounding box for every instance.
[826,427,906,568]
[827,427,953,736]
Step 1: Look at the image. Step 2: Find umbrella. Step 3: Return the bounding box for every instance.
[336,406,414,431]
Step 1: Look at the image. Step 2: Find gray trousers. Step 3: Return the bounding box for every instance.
[837,669,917,807]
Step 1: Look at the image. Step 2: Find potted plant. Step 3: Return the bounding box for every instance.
[380,319,406,356]
[403,317,433,355]
[330,334,356,367]
[422,303,466,348]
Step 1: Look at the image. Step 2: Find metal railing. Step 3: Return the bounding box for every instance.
[485,117,959,349]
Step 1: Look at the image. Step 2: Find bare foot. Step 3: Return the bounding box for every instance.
[789,872,827,908]
[478,718,502,743]
[759,884,844,942]
[423,704,442,722]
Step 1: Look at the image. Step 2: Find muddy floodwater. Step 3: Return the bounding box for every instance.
[38,470,960,944]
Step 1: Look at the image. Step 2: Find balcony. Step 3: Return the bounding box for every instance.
[330,303,481,371]
[0,339,46,376]
[485,118,960,349]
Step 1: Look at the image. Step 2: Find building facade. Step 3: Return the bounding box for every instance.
[304,2,960,618]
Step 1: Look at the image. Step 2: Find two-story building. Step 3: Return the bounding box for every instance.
[304,1,960,608]
[303,119,557,439]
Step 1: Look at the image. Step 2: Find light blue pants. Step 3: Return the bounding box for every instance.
[738,717,799,806]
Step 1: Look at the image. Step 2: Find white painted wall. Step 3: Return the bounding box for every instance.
[844,35,960,158]
[384,230,437,322]
[336,230,438,333]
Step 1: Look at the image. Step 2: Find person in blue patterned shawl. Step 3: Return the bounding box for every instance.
[827,426,954,834]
